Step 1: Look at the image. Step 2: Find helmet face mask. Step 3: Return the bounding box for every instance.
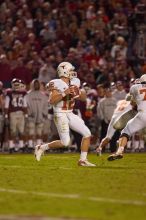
[11,78,22,90]
[57,62,77,79]
[11,78,20,90]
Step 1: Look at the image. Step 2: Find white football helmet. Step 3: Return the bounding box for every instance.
[140,74,146,83]
[57,62,77,79]
[11,78,22,90]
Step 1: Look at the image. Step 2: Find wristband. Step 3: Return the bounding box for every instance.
[62,92,66,97]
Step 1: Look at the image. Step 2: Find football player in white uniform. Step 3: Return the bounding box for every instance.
[34,62,96,166]
[108,74,146,161]
[96,96,133,155]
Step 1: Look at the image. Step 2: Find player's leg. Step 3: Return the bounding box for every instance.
[68,112,96,166]
[9,112,17,153]
[34,113,70,161]
[107,135,127,161]
[17,111,25,151]
[96,137,111,155]
[96,116,116,155]
[108,112,146,161]
[113,109,137,130]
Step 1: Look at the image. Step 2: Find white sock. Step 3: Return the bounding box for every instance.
[127,141,131,149]
[28,140,33,148]
[80,151,87,161]
[19,140,24,148]
[116,146,124,154]
[133,141,139,150]
[139,140,145,149]
[9,140,14,149]
[41,143,49,151]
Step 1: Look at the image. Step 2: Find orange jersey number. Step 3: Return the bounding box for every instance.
[140,89,146,101]
[62,95,75,110]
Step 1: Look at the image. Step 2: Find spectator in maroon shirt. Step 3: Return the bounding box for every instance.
[25,32,42,53]
[11,57,32,89]
[57,27,72,49]
[83,45,99,66]
[0,54,12,88]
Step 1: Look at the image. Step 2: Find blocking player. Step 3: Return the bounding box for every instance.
[96,78,140,155]
[96,95,137,155]
[4,78,28,152]
[34,61,96,167]
[108,74,146,161]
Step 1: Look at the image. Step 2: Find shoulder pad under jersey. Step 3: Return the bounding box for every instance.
[70,78,80,88]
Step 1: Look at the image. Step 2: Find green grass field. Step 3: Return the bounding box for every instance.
[0,152,146,220]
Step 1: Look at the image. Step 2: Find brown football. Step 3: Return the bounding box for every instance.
[70,85,80,98]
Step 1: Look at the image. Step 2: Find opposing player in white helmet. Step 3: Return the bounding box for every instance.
[34,61,96,167]
[108,74,146,161]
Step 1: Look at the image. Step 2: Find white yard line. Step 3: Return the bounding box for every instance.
[0,165,23,168]
[0,155,77,158]
[0,156,17,159]
[0,187,145,206]
[0,165,75,170]
[47,155,77,158]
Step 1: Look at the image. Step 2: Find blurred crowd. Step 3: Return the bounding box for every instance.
[0,0,146,153]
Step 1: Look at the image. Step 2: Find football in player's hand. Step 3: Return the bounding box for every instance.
[69,85,80,98]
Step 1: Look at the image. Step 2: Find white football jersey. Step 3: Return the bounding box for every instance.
[49,78,80,113]
[70,77,81,87]
[114,100,132,115]
[130,83,146,111]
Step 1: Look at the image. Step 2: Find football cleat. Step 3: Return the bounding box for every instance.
[34,145,44,161]
[78,159,96,167]
[107,153,123,161]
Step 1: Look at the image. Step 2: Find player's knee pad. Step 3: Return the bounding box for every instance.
[82,127,91,138]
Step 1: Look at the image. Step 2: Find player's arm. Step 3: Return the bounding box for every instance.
[4,95,10,117]
[78,88,87,101]
[71,87,86,101]
[49,88,70,105]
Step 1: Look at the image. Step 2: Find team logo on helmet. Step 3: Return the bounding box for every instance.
[57,62,77,79]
